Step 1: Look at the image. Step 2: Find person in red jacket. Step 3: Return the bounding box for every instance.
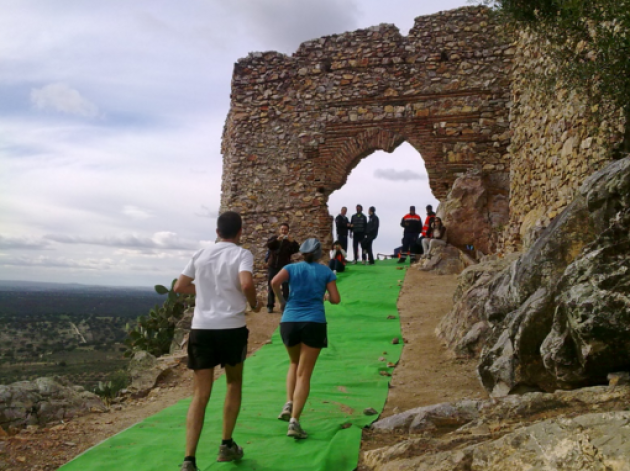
[416,205,437,258]
[398,206,423,264]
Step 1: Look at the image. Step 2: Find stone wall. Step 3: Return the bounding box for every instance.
[221,6,513,289]
[505,30,626,252]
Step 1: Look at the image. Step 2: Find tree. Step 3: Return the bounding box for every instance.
[481,0,630,151]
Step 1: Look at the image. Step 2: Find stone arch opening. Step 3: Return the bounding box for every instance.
[219,6,513,289]
[328,141,438,258]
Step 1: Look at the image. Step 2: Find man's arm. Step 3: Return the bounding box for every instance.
[267,235,280,250]
[174,274,196,295]
[239,271,261,312]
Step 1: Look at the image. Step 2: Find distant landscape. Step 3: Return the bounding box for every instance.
[0,280,165,390]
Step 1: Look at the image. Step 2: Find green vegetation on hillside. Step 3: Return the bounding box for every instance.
[0,285,163,389]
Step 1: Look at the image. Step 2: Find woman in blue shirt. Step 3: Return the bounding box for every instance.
[271,238,341,439]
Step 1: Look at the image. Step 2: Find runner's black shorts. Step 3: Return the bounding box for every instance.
[187,327,249,370]
[280,322,327,349]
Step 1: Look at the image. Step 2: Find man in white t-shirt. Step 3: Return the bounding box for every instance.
[174,211,261,470]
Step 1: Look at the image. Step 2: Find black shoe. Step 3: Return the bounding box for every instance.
[267,307,273,313]
[397,258,405,264]
[368,261,375,265]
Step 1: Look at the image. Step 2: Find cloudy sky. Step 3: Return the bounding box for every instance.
[0,0,469,287]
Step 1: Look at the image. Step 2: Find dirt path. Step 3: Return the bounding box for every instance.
[0,268,486,470]
[359,268,488,458]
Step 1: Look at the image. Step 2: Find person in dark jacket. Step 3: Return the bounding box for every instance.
[398,206,422,264]
[348,204,367,264]
[362,206,379,265]
[334,207,349,251]
[266,223,299,313]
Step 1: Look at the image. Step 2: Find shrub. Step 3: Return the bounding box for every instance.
[93,369,130,400]
[123,279,194,358]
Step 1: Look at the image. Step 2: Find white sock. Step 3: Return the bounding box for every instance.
[290,418,298,424]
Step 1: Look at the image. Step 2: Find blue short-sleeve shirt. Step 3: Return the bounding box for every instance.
[280,262,337,323]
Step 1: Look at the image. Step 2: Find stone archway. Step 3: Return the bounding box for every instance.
[220,6,513,289]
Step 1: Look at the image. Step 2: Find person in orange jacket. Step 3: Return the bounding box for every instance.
[398,206,422,264]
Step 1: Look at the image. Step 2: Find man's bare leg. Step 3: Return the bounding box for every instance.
[185,368,214,457]
[222,362,244,440]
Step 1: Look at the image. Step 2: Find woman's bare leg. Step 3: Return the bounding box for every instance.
[291,344,321,420]
[285,343,301,402]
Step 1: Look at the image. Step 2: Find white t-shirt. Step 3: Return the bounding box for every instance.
[181,242,254,330]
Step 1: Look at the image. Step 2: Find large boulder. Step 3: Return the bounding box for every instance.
[415,243,469,275]
[169,307,193,355]
[0,377,106,429]
[441,157,630,395]
[127,351,185,397]
[439,168,509,256]
[541,174,630,386]
[363,385,630,471]
[436,254,520,358]
[367,413,630,471]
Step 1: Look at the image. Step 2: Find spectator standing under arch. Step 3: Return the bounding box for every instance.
[363,206,379,265]
[334,207,350,252]
[398,206,422,264]
[348,204,367,264]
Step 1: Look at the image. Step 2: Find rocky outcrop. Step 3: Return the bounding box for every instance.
[0,377,107,430]
[435,253,519,358]
[439,169,509,256]
[414,243,470,276]
[169,307,193,355]
[440,157,630,395]
[364,384,630,470]
[127,351,185,397]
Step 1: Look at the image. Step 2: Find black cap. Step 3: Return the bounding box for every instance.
[410,205,416,211]
[369,206,375,212]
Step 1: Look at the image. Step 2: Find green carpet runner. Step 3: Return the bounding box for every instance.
[60,260,404,471]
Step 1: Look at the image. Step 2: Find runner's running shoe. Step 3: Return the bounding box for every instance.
[217,442,244,462]
[278,401,292,421]
[180,461,198,471]
[287,420,308,439]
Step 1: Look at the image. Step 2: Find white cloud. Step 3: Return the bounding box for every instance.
[31,83,100,118]
[0,254,114,270]
[0,235,50,250]
[374,168,427,181]
[195,205,218,219]
[122,205,154,219]
[221,0,360,53]
[0,0,468,285]
[44,232,200,251]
